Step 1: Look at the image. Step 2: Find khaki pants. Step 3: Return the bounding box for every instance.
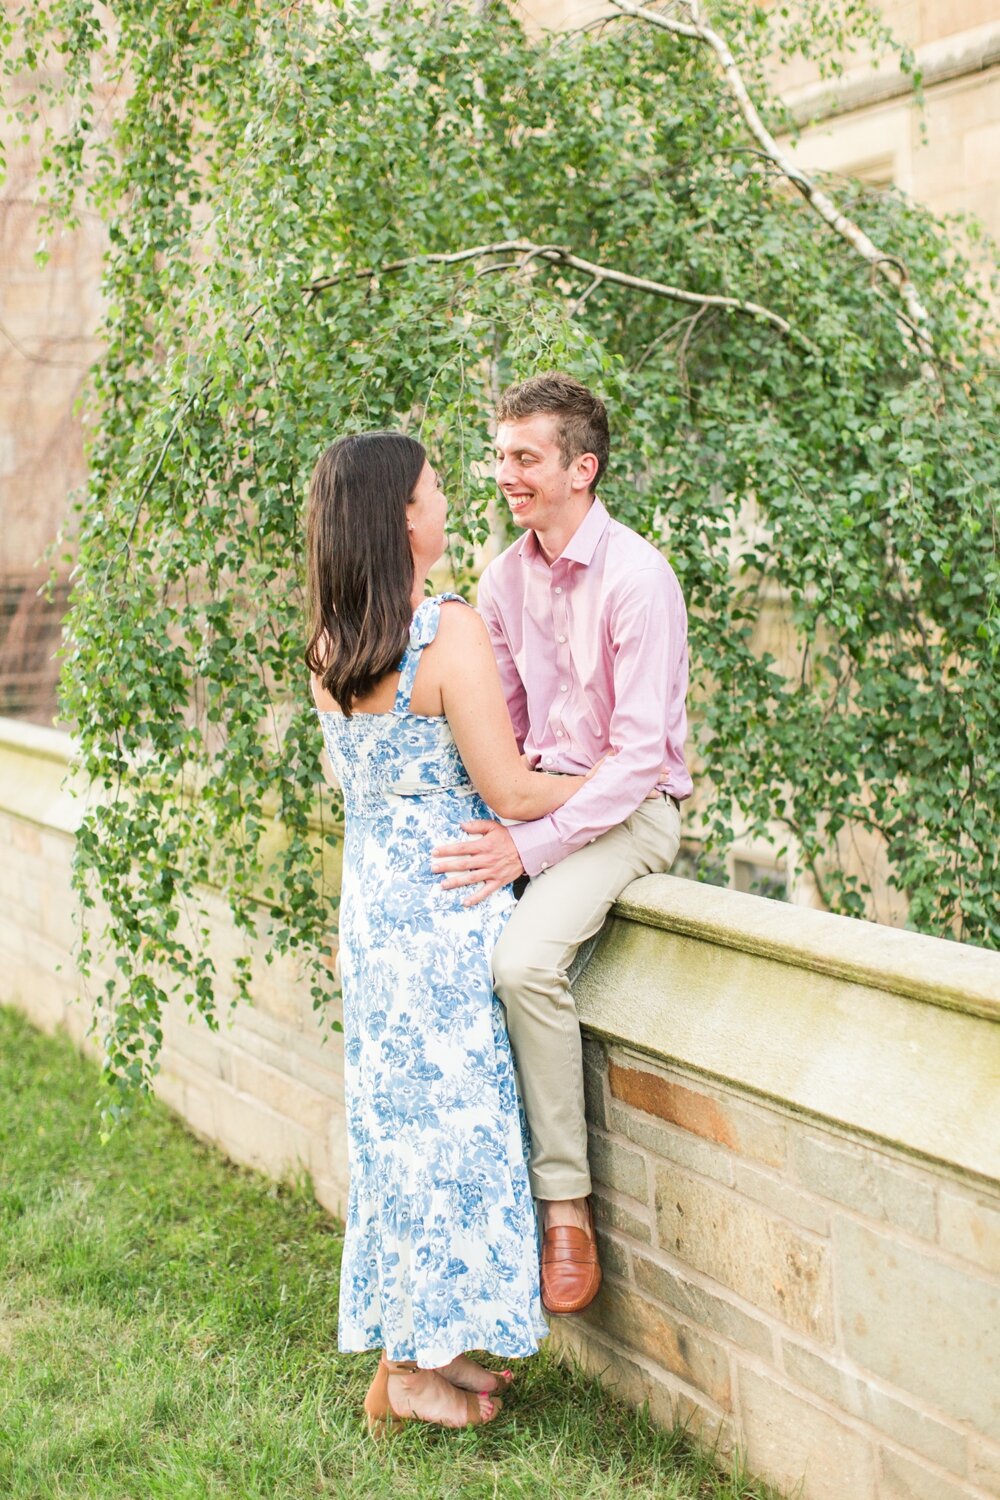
[492,793,682,1201]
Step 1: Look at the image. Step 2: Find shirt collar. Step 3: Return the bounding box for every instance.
[516,496,610,567]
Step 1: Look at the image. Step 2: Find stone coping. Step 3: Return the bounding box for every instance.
[0,714,75,767]
[576,880,1000,1183]
[615,875,1000,1022]
[0,717,84,836]
[4,714,998,1180]
[3,715,997,1023]
[0,716,344,845]
[782,19,1000,126]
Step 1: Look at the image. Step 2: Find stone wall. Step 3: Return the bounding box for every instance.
[0,715,350,1215]
[563,881,1000,1499]
[2,713,999,1500]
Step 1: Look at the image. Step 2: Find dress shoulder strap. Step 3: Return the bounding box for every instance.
[393,593,469,714]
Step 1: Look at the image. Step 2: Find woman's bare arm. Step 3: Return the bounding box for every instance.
[433,603,585,821]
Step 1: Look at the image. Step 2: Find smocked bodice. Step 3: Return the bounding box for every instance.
[316,595,474,819]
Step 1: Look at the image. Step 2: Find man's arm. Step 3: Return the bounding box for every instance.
[435,566,683,900]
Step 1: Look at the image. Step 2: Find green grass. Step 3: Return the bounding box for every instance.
[0,1005,783,1499]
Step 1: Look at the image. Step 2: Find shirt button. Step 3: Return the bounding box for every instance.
[556,729,565,737]
[541,862,549,871]
[560,683,568,692]
[554,586,563,595]
[589,838,595,844]
[557,634,567,644]
[544,756,553,766]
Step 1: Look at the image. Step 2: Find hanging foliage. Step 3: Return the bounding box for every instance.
[4,0,997,1104]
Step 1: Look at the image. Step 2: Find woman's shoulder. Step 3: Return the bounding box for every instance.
[424,590,471,612]
[416,592,476,627]
[408,592,465,647]
[419,594,487,664]
[434,594,484,635]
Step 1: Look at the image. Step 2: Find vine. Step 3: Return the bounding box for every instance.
[4,0,997,1109]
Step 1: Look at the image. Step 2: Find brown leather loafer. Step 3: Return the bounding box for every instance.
[540,1200,602,1315]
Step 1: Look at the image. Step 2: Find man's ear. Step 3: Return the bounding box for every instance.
[572,452,600,492]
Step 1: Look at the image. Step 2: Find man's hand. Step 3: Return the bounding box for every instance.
[431,821,525,907]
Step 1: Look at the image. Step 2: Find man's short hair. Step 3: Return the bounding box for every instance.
[496,372,610,488]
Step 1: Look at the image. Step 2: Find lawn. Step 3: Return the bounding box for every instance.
[0,1005,783,1499]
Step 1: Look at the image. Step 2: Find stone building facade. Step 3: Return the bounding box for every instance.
[0,80,104,722]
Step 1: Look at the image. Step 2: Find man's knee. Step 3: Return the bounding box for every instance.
[492,935,532,1005]
[492,933,561,1010]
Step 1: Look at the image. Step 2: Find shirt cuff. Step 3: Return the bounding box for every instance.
[508,817,565,879]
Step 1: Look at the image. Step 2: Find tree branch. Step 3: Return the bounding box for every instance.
[606,0,935,359]
[632,308,701,370]
[566,275,605,318]
[307,239,805,342]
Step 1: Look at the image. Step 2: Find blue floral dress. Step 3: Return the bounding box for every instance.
[316,594,547,1366]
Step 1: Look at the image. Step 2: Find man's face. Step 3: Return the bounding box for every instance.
[494,413,580,534]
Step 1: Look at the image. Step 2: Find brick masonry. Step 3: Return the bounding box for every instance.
[2,724,1000,1500]
[555,1036,1000,1500]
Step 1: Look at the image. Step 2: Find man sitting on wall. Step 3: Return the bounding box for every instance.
[432,372,691,1314]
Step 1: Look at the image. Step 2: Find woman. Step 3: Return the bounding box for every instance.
[306,431,590,1433]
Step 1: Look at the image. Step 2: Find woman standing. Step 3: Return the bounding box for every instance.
[306,432,588,1432]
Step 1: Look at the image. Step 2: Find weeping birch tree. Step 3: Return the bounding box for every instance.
[4,0,997,1098]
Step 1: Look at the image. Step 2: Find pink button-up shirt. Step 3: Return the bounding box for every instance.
[476,497,691,878]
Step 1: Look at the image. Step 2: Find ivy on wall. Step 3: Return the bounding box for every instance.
[4,0,997,1103]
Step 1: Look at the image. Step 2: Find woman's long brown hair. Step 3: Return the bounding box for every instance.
[305,431,425,715]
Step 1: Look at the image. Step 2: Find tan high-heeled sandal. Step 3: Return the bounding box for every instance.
[363,1354,503,1435]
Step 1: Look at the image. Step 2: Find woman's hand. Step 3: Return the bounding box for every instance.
[584,752,611,782]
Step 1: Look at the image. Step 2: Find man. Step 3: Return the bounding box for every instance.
[432,373,691,1315]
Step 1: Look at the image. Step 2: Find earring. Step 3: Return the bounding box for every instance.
[407,523,414,533]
